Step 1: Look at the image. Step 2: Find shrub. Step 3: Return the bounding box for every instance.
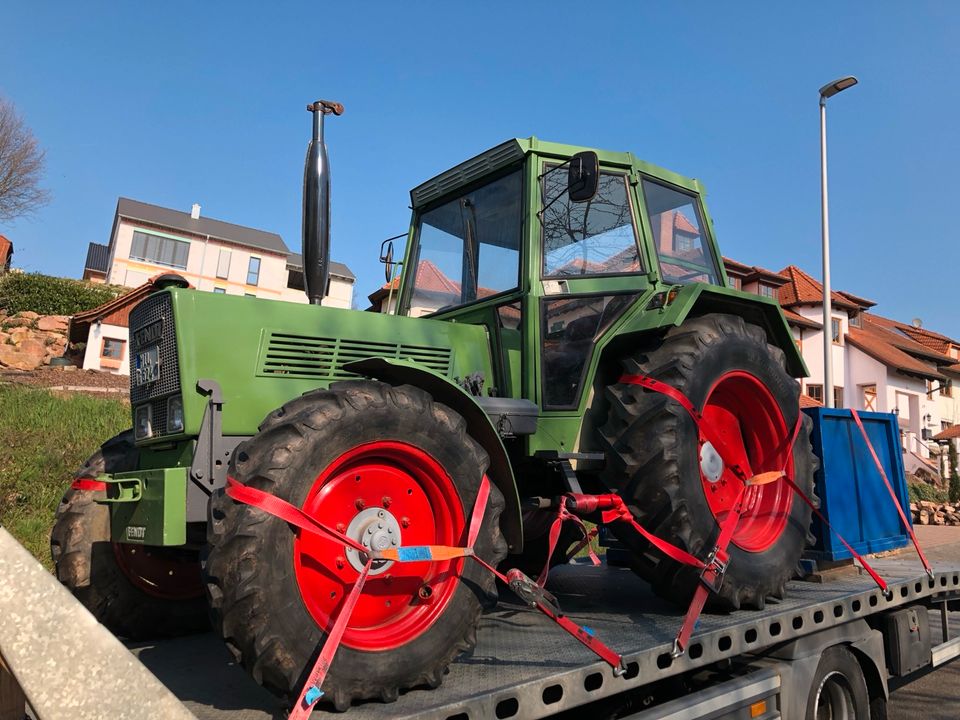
[0,272,125,315]
[908,481,948,504]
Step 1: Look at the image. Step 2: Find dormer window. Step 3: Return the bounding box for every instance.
[849,312,861,328]
[758,283,775,298]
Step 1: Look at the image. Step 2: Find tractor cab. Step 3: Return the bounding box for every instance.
[393,138,728,413]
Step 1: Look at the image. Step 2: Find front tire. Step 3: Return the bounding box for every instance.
[599,313,817,610]
[203,381,507,710]
[50,431,208,639]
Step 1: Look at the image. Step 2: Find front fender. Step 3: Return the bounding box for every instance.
[344,357,523,553]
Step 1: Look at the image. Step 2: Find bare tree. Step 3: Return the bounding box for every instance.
[0,97,50,221]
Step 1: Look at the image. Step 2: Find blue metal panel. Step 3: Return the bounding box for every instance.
[804,408,911,561]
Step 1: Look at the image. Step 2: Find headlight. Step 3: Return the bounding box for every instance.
[134,404,153,440]
[167,395,184,433]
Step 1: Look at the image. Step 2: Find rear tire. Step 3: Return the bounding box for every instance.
[203,381,508,710]
[599,313,817,610]
[50,431,208,639]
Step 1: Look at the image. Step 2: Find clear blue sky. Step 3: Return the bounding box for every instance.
[2,3,958,336]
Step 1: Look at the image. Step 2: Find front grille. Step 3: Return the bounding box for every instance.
[257,332,453,379]
[129,292,180,437]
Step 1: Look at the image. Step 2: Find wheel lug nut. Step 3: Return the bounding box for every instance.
[391,538,398,545]
[377,522,383,529]
[355,499,366,511]
[401,517,410,528]
[382,496,392,508]
[367,527,374,535]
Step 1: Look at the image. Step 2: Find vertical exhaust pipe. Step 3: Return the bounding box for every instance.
[302,99,343,305]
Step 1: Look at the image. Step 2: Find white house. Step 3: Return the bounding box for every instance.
[82,198,354,309]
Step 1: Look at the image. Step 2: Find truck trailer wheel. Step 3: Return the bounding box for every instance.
[50,431,208,639]
[204,381,508,710]
[599,313,817,610]
[805,647,870,720]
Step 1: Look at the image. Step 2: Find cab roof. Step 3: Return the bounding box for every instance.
[410,136,704,209]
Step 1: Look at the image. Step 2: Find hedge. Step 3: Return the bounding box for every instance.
[0,272,125,316]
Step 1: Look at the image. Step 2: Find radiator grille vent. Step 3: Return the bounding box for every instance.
[257,333,453,379]
[128,292,180,438]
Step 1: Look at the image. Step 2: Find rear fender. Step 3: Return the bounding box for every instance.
[618,284,808,377]
[343,357,523,553]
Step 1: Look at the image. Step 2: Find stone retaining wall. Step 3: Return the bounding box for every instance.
[0,311,70,370]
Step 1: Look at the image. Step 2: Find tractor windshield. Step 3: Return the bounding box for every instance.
[404,169,523,316]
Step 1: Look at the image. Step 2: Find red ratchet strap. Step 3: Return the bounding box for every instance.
[226,477,367,554]
[850,408,933,578]
[620,374,749,482]
[289,559,373,720]
[71,478,107,492]
[471,555,624,672]
[537,500,600,587]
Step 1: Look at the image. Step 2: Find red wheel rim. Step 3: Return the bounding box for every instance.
[112,543,204,600]
[294,441,466,651]
[700,371,794,553]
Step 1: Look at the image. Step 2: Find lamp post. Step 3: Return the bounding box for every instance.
[819,75,858,408]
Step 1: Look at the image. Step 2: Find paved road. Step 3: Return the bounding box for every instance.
[127,526,960,719]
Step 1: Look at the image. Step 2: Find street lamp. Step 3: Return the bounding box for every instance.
[819,75,858,408]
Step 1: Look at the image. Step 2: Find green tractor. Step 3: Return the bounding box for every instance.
[51,100,815,709]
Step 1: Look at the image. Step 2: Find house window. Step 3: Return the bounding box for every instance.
[807,384,823,404]
[247,257,261,286]
[216,249,231,279]
[101,338,125,359]
[758,284,775,298]
[729,276,741,290]
[833,386,844,408]
[941,379,953,398]
[862,384,877,411]
[100,338,125,369]
[831,318,842,344]
[213,287,226,294]
[849,312,861,328]
[130,231,189,270]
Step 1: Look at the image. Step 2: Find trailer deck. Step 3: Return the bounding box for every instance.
[129,550,960,720]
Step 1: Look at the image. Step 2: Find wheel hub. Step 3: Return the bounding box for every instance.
[699,441,724,483]
[345,506,402,575]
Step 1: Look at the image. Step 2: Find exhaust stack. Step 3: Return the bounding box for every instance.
[302,99,343,305]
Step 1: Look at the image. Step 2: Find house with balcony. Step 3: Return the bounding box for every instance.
[83,198,354,308]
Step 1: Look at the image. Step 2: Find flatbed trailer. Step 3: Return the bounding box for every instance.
[146,548,960,720]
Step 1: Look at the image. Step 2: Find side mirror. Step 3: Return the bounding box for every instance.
[379,238,395,283]
[568,151,599,202]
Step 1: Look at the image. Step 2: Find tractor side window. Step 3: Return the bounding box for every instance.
[541,167,642,277]
[406,169,522,316]
[541,294,636,408]
[641,179,720,285]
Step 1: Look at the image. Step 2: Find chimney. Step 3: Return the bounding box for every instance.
[191,203,201,220]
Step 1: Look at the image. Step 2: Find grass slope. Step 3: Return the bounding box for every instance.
[0,384,128,568]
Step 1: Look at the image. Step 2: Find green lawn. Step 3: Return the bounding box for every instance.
[0,384,129,569]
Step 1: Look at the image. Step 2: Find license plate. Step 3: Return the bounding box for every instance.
[134,345,161,387]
